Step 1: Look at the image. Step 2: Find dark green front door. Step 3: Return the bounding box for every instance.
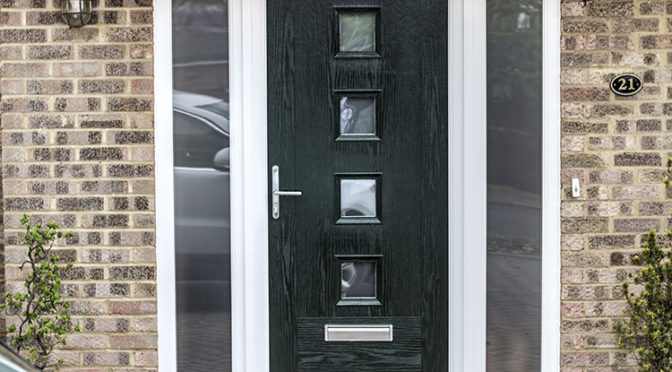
[268,0,448,370]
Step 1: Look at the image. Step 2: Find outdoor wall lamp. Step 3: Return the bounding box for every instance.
[60,0,93,28]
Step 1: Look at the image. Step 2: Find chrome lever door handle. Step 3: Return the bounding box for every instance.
[274,190,303,197]
[273,191,303,196]
[272,165,302,220]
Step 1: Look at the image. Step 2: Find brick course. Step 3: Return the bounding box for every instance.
[561,0,672,370]
[0,0,155,370]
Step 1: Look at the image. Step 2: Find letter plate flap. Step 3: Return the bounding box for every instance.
[324,324,393,342]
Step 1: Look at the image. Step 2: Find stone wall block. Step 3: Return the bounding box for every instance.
[613,18,659,32]
[563,19,610,33]
[60,335,108,350]
[588,136,636,150]
[587,201,633,217]
[585,268,636,283]
[614,152,661,166]
[562,154,608,168]
[108,301,156,315]
[109,335,157,349]
[562,121,609,134]
[78,79,126,94]
[130,10,152,24]
[107,97,153,112]
[84,318,131,333]
[52,28,100,42]
[105,27,152,42]
[27,80,74,95]
[562,252,611,267]
[0,29,46,43]
[54,97,101,112]
[105,61,153,76]
[588,170,633,184]
[26,45,72,59]
[79,45,126,60]
[53,62,100,77]
[613,218,661,232]
[612,185,659,199]
[588,235,636,249]
[561,319,610,333]
[83,352,130,366]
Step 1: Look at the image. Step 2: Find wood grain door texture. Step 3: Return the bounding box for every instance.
[268,1,449,370]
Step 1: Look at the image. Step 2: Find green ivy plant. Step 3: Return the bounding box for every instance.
[615,158,672,371]
[1,215,81,370]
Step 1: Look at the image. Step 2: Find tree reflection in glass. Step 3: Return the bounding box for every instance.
[339,12,376,52]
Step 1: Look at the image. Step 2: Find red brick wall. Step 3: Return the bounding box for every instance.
[0,0,157,370]
[561,0,672,370]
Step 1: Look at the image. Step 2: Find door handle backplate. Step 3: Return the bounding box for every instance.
[272,165,302,220]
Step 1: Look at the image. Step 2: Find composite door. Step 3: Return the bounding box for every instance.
[268,0,449,370]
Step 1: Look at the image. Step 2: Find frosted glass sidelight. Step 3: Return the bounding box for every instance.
[341,179,377,217]
[341,261,377,299]
[340,96,376,135]
[172,0,231,370]
[339,12,376,52]
[486,0,542,371]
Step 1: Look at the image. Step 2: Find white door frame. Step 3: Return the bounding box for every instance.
[153,0,561,370]
[541,0,562,370]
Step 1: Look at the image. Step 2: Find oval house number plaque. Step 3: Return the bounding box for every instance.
[610,73,643,96]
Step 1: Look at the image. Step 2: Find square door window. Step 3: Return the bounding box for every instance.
[341,261,377,299]
[336,255,382,307]
[341,178,376,218]
[340,96,376,136]
[336,174,382,224]
[339,12,376,52]
[336,8,380,58]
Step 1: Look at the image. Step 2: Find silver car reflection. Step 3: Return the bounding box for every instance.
[173,91,230,312]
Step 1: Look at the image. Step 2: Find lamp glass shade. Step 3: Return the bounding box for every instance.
[61,0,92,28]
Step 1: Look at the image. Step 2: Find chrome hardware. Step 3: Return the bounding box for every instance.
[272,165,303,220]
[274,191,303,196]
[324,324,393,342]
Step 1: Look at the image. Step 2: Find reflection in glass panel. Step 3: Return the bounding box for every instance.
[340,96,375,135]
[341,261,377,299]
[173,0,231,371]
[341,179,377,217]
[339,12,376,52]
[486,0,542,371]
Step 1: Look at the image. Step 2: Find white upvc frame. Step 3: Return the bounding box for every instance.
[154,2,177,371]
[228,0,270,370]
[448,0,487,370]
[154,0,561,370]
[541,0,562,370]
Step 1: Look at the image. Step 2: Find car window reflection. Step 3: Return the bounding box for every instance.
[173,91,229,169]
